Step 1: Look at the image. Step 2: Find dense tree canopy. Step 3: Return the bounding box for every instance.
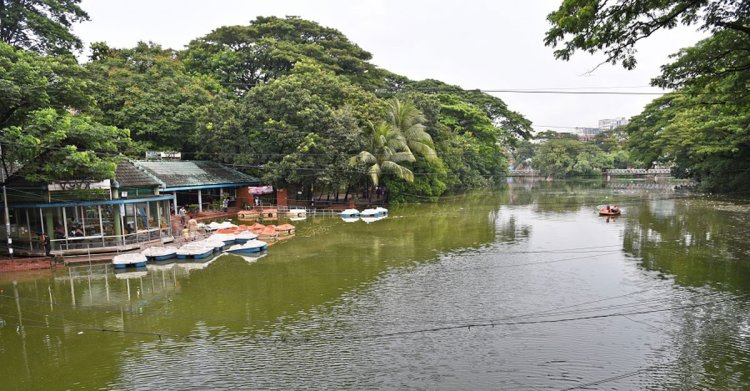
[85,42,225,153]
[3,12,533,200]
[183,16,385,94]
[0,0,89,53]
[0,42,125,183]
[197,63,383,195]
[626,79,750,192]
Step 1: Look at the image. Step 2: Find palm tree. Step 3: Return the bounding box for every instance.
[386,99,438,161]
[352,121,415,188]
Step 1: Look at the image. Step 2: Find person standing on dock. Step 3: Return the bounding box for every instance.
[179,206,187,225]
[40,233,51,257]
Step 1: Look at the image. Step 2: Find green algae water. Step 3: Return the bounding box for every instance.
[2,181,750,390]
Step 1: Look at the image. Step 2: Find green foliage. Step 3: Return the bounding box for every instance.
[626,79,750,192]
[535,130,578,141]
[0,42,91,123]
[202,64,382,194]
[85,42,226,153]
[544,0,749,71]
[183,16,385,94]
[8,109,128,182]
[0,0,89,53]
[0,42,125,183]
[534,138,627,178]
[432,94,509,188]
[383,157,448,203]
[655,29,750,91]
[1,13,533,201]
[511,138,537,169]
[353,121,415,187]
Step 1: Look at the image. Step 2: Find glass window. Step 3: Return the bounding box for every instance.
[124,203,136,234]
[149,201,159,230]
[99,205,113,237]
[135,203,148,230]
[84,205,101,236]
[159,200,170,229]
[64,206,84,237]
[50,208,66,240]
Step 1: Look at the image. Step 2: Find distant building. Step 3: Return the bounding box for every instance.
[598,117,629,131]
[574,127,600,141]
[571,117,630,141]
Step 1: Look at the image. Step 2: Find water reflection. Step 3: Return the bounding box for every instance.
[622,197,750,291]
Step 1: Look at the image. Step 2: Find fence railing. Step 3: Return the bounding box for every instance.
[1,228,172,257]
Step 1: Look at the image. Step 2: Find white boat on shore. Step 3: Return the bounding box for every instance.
[141,246,178,262]
[112,253,147,269]
[204,239,226,252]
[226,239,268,254]
[176,245,215,260]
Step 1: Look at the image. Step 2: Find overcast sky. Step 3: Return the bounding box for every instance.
[74,0,706,131]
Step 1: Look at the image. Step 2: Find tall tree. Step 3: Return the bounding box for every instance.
[385,98,437,161]
[183,16,385,94]
[352,121,415,187]
[0,0,89,53]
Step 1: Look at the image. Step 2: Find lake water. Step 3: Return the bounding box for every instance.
[2,180,750,390]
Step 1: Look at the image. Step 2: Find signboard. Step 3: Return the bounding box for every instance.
[248,185,274,195]
[145,151,182,160]
[49,179,111,191]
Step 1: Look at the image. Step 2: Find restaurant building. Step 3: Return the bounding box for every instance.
[1,160,259,256]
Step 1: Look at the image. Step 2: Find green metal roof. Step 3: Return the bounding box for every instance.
[116,160,163,188]
[133,161,259,190]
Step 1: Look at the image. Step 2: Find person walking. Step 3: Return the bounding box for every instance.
[223,197,229,213]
